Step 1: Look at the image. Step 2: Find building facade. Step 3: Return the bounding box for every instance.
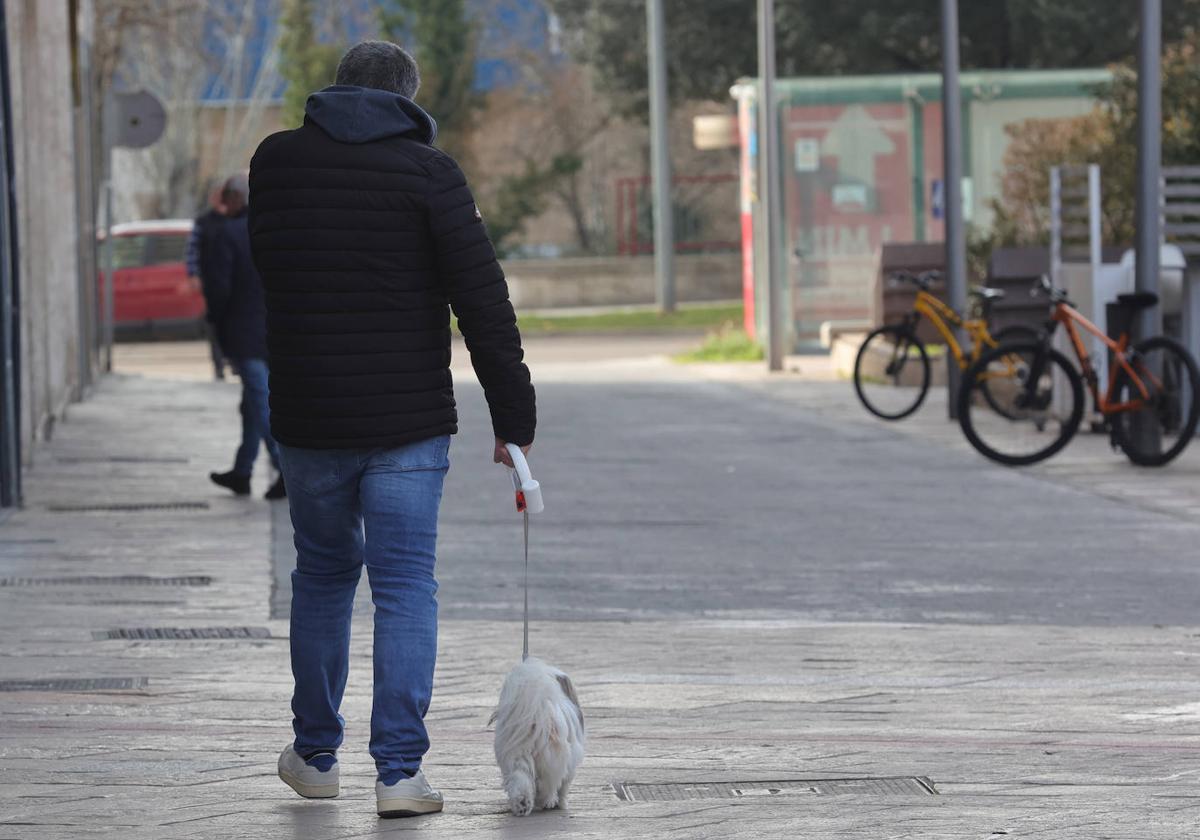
[0,0,98,508]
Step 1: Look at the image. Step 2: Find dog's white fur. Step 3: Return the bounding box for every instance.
[491,657,585,816]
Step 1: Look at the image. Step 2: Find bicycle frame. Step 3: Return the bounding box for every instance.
[911,291,995,369]
[1051,302,1158,414]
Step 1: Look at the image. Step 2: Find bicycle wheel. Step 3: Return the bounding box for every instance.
[853,325,930,420]
[1108,336,1200,467]
[958,341,1084,466]
[979,326,1040,418]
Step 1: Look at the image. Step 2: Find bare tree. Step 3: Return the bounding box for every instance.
[470,0,616,254]
[113,1,289,218]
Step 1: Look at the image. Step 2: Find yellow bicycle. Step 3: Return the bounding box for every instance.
[853,270,1038,420]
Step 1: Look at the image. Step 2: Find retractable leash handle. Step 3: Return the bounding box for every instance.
[505,444,542,662]
[505,443,544,514]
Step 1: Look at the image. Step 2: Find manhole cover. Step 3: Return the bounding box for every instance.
[612,777,937,802]
[48,502,210,513]
[0,677,147,692]
[94,626,270,640]
[0,575,212,587]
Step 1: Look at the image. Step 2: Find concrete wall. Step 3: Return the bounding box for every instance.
[504,253,741,309]
[5,1,84,453]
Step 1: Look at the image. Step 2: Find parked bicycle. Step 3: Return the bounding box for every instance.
[957,276,1200,467]
[853,270,1039,420]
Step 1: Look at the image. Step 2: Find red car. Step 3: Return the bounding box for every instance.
[104,220,206,337]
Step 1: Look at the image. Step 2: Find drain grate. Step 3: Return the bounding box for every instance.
[48,501,210,513]
[0,677,147,692]
[53,456,189,465]
[94,626,270,641]
[612,777,937,802]
[0,575,212,587]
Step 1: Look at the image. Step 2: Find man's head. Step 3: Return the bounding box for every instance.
[221,172,250,215]
[207,179,227,214]
[335,41,420,99]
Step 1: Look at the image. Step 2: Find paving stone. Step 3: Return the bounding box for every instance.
[1,357,1198,838]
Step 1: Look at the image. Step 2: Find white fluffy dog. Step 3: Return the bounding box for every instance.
[491,656,585,816]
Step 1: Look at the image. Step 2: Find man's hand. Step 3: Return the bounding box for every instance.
[494,438,531,467]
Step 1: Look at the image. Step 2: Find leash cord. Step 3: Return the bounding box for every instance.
[522,509,530,661]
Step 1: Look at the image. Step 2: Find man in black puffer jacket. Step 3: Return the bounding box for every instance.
[249,41,535,818]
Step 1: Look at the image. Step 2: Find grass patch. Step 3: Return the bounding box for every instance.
[510,303,743,335]
[674,323,765,363]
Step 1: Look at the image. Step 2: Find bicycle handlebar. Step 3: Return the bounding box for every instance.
[889,270,942,291]
[1031,274,1072,306]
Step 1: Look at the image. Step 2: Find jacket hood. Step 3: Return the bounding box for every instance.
[304,85,438,145]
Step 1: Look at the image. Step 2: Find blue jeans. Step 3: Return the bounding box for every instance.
[231,358,280,477]
[278,436,450,784]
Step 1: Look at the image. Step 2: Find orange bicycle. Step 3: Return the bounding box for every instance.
[958,276,1200,466]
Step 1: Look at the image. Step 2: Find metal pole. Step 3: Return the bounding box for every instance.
[940,0,967,417]
[645,0,675,313]
[73,0,98,394]
[1131,0,1163,453]
[0,0,20,507]
[757,0,785,371]
[102,179,114,373]
[101,87,115,373]
[1135,0,1162,333]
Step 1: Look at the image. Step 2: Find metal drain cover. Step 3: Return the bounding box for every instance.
[53,456,189,464]
[0,677,147,692]
[94,626,270,640]
[0,575,212,587]
[612,777,937,802]
[49,502,210,513]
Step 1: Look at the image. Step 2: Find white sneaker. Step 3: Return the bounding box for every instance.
[376,770,444,817]
[277,746,339,799]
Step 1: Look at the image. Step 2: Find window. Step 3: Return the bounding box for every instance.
[111,235,147,270]
[145,233,188,266]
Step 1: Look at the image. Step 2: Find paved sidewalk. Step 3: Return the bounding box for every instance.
[2,356,1200,838]
[698,360,1200,522]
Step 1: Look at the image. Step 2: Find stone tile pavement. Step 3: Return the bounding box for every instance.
[1,359,1200,838]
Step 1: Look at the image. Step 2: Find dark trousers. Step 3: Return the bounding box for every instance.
[231,357,280,477]
[204,321,227,379]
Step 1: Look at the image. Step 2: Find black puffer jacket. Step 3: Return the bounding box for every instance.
[248,85,535,449]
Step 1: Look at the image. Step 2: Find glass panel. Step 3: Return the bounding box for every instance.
[111,235,148,270]
[145,233,188,266]
[779,85,915,345]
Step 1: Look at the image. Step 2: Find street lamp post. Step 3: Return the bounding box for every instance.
[1135,0,1162,335]
[757,0,785,371]
[646,0,675,313]
[940,0,968,418]
[1131,0,1163,453]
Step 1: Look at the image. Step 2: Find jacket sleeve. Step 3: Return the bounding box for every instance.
[185,220,202,278]
[426,155,535,446]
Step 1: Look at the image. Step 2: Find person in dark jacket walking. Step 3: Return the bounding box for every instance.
[249,42,535,817]
[185,185,229,380]
[207,173,286,501]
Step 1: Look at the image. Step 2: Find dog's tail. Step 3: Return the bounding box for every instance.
[541,695,585,753]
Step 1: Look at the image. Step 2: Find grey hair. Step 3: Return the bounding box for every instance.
[335,41,420,98]
[222,172,249,201]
